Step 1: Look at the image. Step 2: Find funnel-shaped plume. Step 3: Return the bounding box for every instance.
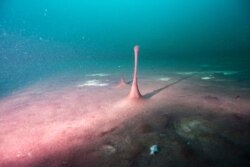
[128,45,142,99]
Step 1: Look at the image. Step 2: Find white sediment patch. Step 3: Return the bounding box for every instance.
[201,76,214,80]
[213,71,239,75]
[77,80,109,87]
[177,70,239,76]
[159,77,170,81]
[176,72,196,75]
[85,73,110,77]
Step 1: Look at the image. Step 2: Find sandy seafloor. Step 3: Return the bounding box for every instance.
[0,69,250,167]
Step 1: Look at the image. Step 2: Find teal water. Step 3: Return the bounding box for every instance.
[0,0,250,96]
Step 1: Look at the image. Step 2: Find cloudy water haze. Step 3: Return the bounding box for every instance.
[1,0,250,96]
[0,1,250,167]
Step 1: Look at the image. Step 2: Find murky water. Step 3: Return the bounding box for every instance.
[0,1,250,167]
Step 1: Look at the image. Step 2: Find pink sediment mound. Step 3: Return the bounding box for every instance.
[116,76,127,88]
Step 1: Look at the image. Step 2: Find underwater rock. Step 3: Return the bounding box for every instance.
[175,117,215,140]
[149,144,159,155]
[100,144,116,156]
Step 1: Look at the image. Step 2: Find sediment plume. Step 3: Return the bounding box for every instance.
[128,45,143,100]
